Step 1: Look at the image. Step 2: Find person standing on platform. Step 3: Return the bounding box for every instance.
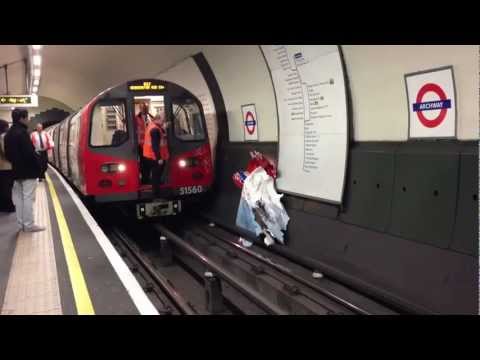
[0,119,15,213]
[4,108,44,232]
[30,123,54,182]
[143,113,170,195]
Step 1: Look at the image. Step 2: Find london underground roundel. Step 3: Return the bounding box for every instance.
[245,111,256,135]
[406,66,456,139]
[241,104,259,141]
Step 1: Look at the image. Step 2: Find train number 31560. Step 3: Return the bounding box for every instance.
[179,186,204,195]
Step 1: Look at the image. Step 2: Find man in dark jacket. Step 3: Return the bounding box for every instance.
[0,119,15,212]
[4,108,44,232]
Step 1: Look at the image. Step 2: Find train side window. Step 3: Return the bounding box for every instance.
[69,113,81,187]
[60,119,70,176]
[172,98,205,141]
[90,100,127,147]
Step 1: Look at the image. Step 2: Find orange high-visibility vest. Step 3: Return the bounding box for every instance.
[143,122,169,161]
[136,114,146,146]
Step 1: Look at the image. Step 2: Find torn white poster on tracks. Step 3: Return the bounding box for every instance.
[241,167,290,245]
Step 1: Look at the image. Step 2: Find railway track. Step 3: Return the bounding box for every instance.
[157,219,399,315]
[189,219,399,314]
[195,215,433,315]
[107,227,198,315]
[97,207,253,315]
[94,204,399,315]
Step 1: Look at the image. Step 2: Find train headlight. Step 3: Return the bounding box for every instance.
[101,163,127,173]
[178,158,199,168]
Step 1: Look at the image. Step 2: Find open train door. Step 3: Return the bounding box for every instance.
[128,79,212,218]
[126,80,180,217]
[127,80,172,191]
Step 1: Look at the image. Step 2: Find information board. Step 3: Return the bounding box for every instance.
[260,45,349,204]
[0,94,38,108]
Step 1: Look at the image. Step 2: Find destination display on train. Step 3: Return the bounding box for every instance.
[260,45,349,204]
[0,94,38,108]
[128,81,165,91]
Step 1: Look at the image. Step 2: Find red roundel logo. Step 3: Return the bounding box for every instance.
[413,83,451,128]
[245,111,256,135]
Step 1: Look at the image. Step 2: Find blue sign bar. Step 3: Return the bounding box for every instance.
[413,99,451,112]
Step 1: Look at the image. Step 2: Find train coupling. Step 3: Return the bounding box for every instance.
[136,199,182,219]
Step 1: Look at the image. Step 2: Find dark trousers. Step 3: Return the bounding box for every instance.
[0,170,15,212]
[146,159,167,196]
[38,151,48,179]
[140,146,150,185]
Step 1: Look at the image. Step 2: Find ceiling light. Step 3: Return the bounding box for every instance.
[33,79,39,86]
[33,55,42,66]
[32,45,42,50]
[33,69,41,77]
[32,86,38,93]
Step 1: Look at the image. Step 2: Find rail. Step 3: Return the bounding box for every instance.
[197,214,435,315]
[154,224,289,315]
[110,227,197,315]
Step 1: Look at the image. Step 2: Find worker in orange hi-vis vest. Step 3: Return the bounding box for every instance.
[136,103,152,184]
[30,123,54,182]
[143,113,170,194]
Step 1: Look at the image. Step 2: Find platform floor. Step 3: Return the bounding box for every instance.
[0,166,158,315]
[2,182,62,315]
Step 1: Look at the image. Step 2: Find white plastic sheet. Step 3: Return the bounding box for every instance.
[241,167,290,245]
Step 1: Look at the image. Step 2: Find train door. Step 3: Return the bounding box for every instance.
[167,93,212,190]
[135,89,211,194]
[87,98,139,201]
[132,94,170,188]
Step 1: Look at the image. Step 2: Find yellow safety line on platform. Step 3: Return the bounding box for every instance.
[46,173,95,315]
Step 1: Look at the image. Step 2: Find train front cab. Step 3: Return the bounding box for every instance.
[84,79,213,217]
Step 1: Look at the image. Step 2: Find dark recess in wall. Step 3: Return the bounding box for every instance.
[29,108,70,131]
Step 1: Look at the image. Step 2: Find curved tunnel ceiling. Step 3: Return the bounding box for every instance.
[39,45,205,110]
[0,45,29,94]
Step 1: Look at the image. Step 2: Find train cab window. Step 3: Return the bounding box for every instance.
[134,96,164,122]
[172,98,205,141]
[90,100,127,147]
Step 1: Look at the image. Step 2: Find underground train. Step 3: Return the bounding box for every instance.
[45,79,214,218]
